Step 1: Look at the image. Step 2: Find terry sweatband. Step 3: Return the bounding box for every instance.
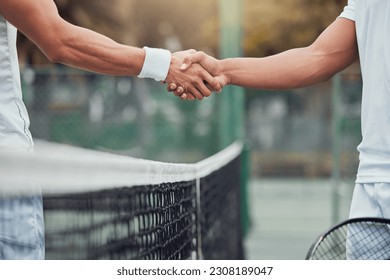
[137,47,171,81]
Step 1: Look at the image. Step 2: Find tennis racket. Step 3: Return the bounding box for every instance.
[306,217,390,260]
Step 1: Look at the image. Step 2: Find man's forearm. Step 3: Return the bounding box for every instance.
[220,18,358,90]
[221,46,350,90]
[2,0,148,77]
[46,23,146,77]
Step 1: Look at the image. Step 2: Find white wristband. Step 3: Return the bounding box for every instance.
[138,47,171,81]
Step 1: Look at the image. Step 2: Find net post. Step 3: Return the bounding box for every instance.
[240,141,251,238]
[195,176,204,260]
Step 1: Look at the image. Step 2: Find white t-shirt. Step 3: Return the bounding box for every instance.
[0,16,33,150]
[339,0,390,183]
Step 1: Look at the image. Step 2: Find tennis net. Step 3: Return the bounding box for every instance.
[0,141,244,260]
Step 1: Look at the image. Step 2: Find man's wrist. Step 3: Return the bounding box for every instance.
[220,59,231,86]
[138,47,171,81]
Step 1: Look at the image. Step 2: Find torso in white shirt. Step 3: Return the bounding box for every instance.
[0,15,33,150]
[340,0,390,183]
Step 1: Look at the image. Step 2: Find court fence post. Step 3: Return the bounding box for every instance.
[218,0,245,148]
[219,0,251,248]
[332,73,342,224]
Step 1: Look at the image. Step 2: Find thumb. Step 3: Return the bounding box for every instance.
[180,52,204,71]
[214,75,228,93]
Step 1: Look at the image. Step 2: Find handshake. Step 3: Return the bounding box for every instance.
[163,49,228,101]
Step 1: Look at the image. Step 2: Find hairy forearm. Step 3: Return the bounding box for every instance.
[47,23,145,76]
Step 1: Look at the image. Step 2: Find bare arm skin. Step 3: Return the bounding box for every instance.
[175,18,358,98]
[0,0,221,98]
[221,18,358,89]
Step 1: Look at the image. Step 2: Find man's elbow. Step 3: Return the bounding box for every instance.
[308,44,356,83]
[46,46,67,64]
[316,70,335,84]
[42,35,70,64]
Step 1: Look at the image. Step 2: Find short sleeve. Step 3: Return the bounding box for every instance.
[339,0,356,21]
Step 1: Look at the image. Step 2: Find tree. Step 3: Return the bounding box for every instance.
[18,0,136,67]
[17,0,347,66]
[243,0,346,56]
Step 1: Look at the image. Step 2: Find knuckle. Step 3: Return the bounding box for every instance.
[198,51,206,58]
[204,90,211,97]
[190,76,197,84]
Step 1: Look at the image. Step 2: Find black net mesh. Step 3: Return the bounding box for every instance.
[306,218,390,260]
[43,154,244,260]
[200,156,244,260]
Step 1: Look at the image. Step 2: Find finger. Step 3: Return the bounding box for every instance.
[187,85,204,100]
[201,71,222,93]
[183,91,196,100]
[191,63,221,94]
[167,83,178,92]
[205,82,214,92]
[177,49,196,56]
[180,51,206,71]
[195,80,212,98]
[174,87,185,96]
[188,49,196,54]
[205,82,223,94]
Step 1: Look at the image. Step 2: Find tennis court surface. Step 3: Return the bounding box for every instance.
[244,178,352,259]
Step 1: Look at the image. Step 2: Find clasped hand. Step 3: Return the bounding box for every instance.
[164,49,227,100]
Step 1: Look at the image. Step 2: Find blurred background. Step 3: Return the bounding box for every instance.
[17,0,361,259]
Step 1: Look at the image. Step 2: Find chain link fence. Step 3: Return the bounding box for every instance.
[21,64,362,181]
[22,66,221,163]
[246,64,361,181]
